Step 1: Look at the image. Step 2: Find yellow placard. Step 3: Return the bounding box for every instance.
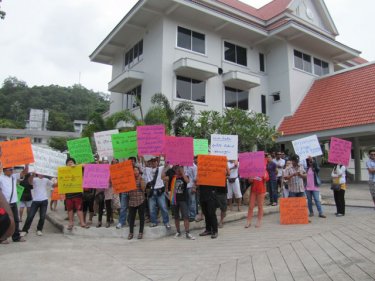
[57,166,83,194]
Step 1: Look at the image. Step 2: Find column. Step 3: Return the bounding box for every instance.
[353,137,361,182]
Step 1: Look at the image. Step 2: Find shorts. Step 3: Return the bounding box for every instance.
[66,197,83,212]
[227,178,242,199]
[172,201,189,220]
[216,193,227,212]
[19,201,32,208]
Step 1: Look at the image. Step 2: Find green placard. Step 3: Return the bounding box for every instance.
[194,139,209,156]
[112,131,138,159]
[16,185,25,203]
[67,137,94,164]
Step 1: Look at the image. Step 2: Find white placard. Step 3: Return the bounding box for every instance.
[210,134,238,160]
[292,135,322,160]
[30,145,67,177]
[94,129,119,159]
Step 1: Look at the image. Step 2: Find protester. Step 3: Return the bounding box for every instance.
[198,183,218,239]
[305,157,326,218]
[227,160,241,211]
[82,187,95,226]
[21,173,54,236]
[366,149,375,208]
[128,166,146,240]
[274,152,285,194]
[0,191,15,244]
[18,173,33,222]
[95,188,105,228]
[284,155,306,197]
[331,164,346,216]
[185,159,197,222]
[103,158,113,228]
[216,183,228,228]
[282,160,292,198]
[245,170,269,228]
[266,154,278,205]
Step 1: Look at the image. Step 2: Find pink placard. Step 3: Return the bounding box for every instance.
[328,137,352,167]
[239,151,265,177]
[137,125,165,156]
[83,164,110,189]
[165,136,194,166]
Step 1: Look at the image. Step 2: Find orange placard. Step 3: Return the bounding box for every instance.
[109,160,136,193]
[197,155,227,187]
[51,187,65,201]
[0,138,34,168]
[279,198,309,225]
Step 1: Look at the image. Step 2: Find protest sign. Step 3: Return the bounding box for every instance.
[31,145,67,177]
[210,134,238,160]
[165,136,194,166]
[57,166,83,194]
[292,135,322,160]
[137,125,165,155]
[110,160,136,193]
[279,198,309,225]
[197,155,227,187]
[51,187,65,201]
[16,185,25,203]
[239,151,265,177]
[94,129,119,159]
[67,138,94,164]
[194,139,209,156]
[83,164,110,189]
[0,138,34,168]
[112,131,137,159]
[328,137,352,167]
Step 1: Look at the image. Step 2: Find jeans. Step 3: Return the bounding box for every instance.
[289,192,305,197]
[118,193,128,226]
[187,188,197,219]
[10,203,21,241]
[22,200,48,232]
[148,190,169,225]
[267,180,278,203]
[306,190,323,215]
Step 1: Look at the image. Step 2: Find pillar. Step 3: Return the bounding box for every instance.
[354,137,361,182]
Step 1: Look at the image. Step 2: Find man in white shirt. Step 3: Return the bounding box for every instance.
[0,165,28,242]
[273,152,286,193]
[21,173,54,236]
[227,160,241,211]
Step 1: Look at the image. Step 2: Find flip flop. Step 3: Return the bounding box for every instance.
[80,225,90,229]
[67,225,73,231]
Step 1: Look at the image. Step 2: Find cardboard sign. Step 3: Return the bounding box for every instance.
[197,155,227,187]
[279,198,309,225]
[0,138,34,168]
[112,131,137,159]
[194,139,209,156]
[137,125,165,156]
[83,164,110,189]
[30,145,67,177]
[292,135,322,161]
[239,151,265,177]
[94,129,119,159]
[109,160,136,193]
[57,166,83,194]
[67,138,94,164]
[210,134,238,160]
[328,137,352,167]
[165,136,194,166]
[51,187,65,201]
[16,185,25,203]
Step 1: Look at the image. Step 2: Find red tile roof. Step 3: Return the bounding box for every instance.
[217,0,292,20]
[279,63,375,136]
[351,57,368,64]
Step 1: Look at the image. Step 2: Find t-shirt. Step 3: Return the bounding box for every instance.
[32,177,53,201]
[227,162,239,178]
[266,161,277,181]
[0,173,21,204]
[174,177,188,202]
[305,168,318,191]
[366,159,375,182]
[273,158,285,177]
[20,175,33,202]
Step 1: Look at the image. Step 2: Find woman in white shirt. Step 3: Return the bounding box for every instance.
[331,165,346,217]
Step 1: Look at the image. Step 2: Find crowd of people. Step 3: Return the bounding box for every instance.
[1,149,375,245]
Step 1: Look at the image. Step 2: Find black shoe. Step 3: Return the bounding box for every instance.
[189,218,195,222]
[199,230,211,236]
[211,232,218,239]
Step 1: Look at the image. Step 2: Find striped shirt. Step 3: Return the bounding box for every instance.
[284,165,306,193]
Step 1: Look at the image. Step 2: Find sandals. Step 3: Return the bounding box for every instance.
[80,224,90,229]
[67,225,74,231]
[137,233,143,240]
[128,233,134,240]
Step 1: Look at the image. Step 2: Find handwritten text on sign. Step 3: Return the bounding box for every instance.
[165,136,194,166]
[83,164,110,189]
[31,145,67,177]
[210,134,238,160]
[137,125,165,156]
[328,137,352,167]
[292,135,322,160]
[279,198,309,225]
[57,166,83,194]
[67,138,94,164]
[197,155,227,187]
[194,139,209,156]
[94,129,119,159]
[0,138,34,168]
[239,151,265,177]
[112,131,137,159]
[110,160,136,193]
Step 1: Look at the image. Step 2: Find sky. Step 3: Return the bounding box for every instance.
[0,0,374,94]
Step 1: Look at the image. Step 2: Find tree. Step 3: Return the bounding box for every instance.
[48,137,73,152]
[0,118,24,129]
[47,110,74,132]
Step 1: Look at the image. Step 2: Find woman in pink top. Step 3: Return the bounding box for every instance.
[305,157,326,218]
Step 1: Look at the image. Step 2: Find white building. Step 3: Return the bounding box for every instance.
[90,0,363,126]
[73,120,88,134]
[25,109,49,131]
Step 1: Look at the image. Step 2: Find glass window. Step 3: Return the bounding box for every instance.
[294,50,303,70]
[236,45,247,66]
[177,26,205,54]
[225,87,248,110]
[177,26,191,50]
[303,53,312,73]
[224,41,247,66]
[177,76,205,103]
[294,50,313,73]
[259,53,265,72]
[192,31,205,54]
[125,85,142,109]
[261,95,266,114]
[314,58,329,76]
[124,40,143,69]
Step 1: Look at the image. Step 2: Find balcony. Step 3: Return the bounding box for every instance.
[222,71,260,90]
[173,58,218,80]
[108,70,144,93]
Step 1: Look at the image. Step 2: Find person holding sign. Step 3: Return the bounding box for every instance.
[283,155,306,198]
[305,157,326,218]
[227,160,241,212]
[366,150,375,208]
[331,164,346,217]
[266,155,278,206]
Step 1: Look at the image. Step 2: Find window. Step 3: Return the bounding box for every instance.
[33,138,42,144]
[294,50,312,73]
[124,85,141,109]
[177,26,205,54]
[261,95,266,114]
[259,53,265,72]
[224,41,247,66]
[314,58,329,76]
[124,40,143,69]
[225,87,248,110]
[176,76,205,103]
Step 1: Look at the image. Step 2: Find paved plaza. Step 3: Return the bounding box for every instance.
[1,184,374,281]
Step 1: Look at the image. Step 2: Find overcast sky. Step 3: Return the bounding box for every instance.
[0,0,374,94]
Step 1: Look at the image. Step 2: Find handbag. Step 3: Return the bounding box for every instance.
[146,167,159,198]
[331,177,341,191]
